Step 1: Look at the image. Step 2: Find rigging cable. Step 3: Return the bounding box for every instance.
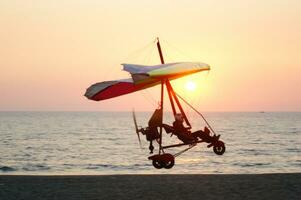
[138,42,159,107]
[160,38,196,61]
[123,40,155,64]
[175,92,217,135]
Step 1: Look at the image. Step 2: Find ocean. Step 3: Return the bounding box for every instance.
[0,112,300,174]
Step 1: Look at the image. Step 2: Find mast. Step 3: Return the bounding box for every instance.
[156,37,165,154]
[166,80,191,128]
[156,37,191,128]
[156,37,191,154]
[156,37,165,64]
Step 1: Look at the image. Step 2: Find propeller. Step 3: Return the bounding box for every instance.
[132,109,142,148]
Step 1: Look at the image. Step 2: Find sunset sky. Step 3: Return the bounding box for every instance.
[0,0,300,111]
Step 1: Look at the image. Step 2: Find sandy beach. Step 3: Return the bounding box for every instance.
[0,173,300,200]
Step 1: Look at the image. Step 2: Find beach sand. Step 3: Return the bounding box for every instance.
[0,173,300,200]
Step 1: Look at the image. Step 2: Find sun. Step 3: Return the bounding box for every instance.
[185,81,196,91]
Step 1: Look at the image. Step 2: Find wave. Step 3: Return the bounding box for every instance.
[22,164,51,171]
[85,163,150,170]
[0,166,17,172]
[286,148,301,153]
[233,163,271,167]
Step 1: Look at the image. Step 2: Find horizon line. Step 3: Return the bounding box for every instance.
[0,110,300,113]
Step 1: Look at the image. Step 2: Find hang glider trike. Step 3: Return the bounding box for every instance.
[85,38,225,169]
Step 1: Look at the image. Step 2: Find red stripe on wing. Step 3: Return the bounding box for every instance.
[90,82,143,101]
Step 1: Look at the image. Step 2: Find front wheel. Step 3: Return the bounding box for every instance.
[213,142,225,155]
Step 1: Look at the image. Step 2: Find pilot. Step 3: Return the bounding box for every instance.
[172,113,196,143]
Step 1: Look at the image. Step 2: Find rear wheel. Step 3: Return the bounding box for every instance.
[151,154,175,169]
[163,159,175,169]
[152,160,164,169]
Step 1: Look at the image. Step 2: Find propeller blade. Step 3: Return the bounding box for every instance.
[132,109,142,148]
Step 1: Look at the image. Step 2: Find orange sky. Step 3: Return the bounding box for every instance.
[0,0,300,111]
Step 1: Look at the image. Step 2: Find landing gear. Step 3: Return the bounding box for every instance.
[149,141,154,154]
[149,153,175,169]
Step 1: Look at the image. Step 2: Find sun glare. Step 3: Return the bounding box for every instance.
[185,81,196,91]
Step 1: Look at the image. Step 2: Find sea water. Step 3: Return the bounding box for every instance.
[0,112,300,174]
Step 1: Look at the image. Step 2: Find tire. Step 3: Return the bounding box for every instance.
[213,143,226,155]
[152,160,164,169]
[164,159,175,169]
